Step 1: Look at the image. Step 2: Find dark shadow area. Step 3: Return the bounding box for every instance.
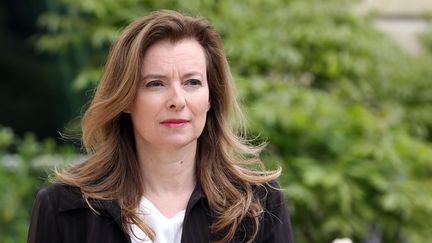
[0,0,83,140]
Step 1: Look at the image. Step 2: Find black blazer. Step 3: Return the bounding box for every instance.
[28,181,295,243]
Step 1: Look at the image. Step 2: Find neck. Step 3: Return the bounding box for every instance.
[136,141,197,197]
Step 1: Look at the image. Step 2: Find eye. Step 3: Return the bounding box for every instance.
[145,80,164,88]
[186,79,202,86]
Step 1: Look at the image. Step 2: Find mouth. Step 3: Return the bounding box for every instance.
[160,119,189,128]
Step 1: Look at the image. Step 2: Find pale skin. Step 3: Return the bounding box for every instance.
[127,39,210,218]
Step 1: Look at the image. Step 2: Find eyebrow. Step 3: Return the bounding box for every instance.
[141,72,205,81]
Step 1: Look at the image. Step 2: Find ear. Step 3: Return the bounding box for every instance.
[207,100,211,111]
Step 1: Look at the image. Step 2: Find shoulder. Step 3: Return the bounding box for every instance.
[250,180,289,226]
[36,182,122,218]
[255,180,296,243]
[28,183,84,242]
[256,180,285,207]
[37,183,81,199]
[29,184,128,242]
[34,183,90,213]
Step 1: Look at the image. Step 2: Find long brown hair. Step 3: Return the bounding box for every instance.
[57,10,280,243]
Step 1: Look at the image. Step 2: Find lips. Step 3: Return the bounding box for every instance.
[160,119,189,128]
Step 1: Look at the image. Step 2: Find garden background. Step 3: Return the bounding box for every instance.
[1,0,432,242]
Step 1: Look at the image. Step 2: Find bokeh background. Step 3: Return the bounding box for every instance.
[1,0,432,242]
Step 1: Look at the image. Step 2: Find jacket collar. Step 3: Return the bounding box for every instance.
[56,185,119,213]
[56,182,206,224]
[186,182,206,211]
[56,184,123,230]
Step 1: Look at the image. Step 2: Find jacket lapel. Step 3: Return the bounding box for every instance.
[56,184,125,234]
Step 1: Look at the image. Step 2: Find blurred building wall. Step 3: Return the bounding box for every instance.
[357,0,432,55]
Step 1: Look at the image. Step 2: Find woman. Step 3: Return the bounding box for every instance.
[28,10,294,243]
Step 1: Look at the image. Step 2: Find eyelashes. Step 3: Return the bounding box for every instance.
[145,80,163,88]
[186,79,202,86]
[144,79,203,88]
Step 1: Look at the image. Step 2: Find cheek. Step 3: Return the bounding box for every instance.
[189,99,210,121]
[130,96,156,121]
[196,94,211,114]
[132,93,160,111]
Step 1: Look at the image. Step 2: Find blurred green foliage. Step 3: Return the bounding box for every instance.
[1,0,431,242]
[242,78,432,242]
[0,127,77,243]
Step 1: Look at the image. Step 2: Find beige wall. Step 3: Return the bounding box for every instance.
[356,0,432,55]
[357,0,432,16]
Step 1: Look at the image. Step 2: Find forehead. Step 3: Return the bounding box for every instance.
[141,39,207,75]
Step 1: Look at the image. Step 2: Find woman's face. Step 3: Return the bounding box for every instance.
[128,39,210,151]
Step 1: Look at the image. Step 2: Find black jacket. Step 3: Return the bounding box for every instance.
[28,181,295,243]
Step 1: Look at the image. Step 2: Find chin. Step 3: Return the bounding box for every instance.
[167,137,199,148]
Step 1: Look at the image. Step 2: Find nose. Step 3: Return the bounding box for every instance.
[167,84,186,110]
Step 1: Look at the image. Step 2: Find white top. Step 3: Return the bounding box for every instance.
[130,197,186,243]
